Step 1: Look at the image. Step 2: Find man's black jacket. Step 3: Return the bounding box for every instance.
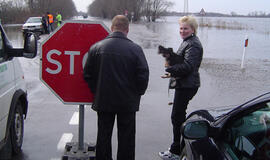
[83,31,149,112]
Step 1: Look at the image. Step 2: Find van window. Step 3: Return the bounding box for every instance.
[0,30,4,63]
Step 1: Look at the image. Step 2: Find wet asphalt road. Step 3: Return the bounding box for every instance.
[3,19,270,160]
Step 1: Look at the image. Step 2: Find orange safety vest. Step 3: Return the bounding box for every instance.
[48,14,53,24]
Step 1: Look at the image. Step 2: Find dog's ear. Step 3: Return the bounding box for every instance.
[158,45,166,54]
[158,45,165,50]
[168,48,173,53]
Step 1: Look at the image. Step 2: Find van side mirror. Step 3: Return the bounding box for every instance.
[23,32,37,58]
[181,120,210,139]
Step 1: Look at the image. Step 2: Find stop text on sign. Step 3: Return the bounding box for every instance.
[45,49,88,75]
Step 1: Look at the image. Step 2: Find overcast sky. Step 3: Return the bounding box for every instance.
[73,0,270,15]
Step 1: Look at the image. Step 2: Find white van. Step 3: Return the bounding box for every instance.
[0,23,37,158]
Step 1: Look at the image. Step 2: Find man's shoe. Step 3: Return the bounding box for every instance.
[158,150,180,160]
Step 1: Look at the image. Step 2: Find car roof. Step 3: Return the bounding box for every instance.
[27,17,42,19]
[26,17,42,21]
[25,17,42,23]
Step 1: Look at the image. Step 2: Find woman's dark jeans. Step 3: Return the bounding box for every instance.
[170,88,198,155]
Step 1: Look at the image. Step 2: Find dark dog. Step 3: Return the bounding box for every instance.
[158,45,184,88]
[158,45,183,66]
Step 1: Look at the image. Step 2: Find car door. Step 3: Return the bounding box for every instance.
[0,28,16,143]
[221,101,270,160]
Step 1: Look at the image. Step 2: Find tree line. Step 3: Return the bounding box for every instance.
[88,0,173,22]
[0,0,174,24]
[0,0,77,24]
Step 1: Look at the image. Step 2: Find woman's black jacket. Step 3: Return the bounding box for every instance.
[166,35,203,89]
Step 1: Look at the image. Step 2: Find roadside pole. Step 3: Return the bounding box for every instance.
[241,35,249,69]
[62,104,95,160]
[78,105,85,150]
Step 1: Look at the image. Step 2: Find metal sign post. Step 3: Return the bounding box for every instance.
[62,104,95,160]
[78,104,85,151]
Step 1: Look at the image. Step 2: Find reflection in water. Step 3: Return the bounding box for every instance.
[198,26,209,49]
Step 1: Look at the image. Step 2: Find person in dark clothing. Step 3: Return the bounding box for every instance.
[159,15,203,160]
[41,14,48,34]
[83,15,149,160]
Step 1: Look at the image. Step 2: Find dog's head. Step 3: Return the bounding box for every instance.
[158,45,173,58]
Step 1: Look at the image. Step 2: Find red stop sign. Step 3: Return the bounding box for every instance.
[40,20,110,104]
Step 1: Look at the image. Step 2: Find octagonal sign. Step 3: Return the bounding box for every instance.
[40,20,110,104]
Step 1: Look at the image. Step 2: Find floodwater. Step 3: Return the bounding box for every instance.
[145,16,270,60]
[3,16,270,160]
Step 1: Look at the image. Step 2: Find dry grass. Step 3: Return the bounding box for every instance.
[198,18,249,30]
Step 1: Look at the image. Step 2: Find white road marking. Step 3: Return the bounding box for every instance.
[57,133,73,151]
[50,158,61,160]
[69,112,79,125]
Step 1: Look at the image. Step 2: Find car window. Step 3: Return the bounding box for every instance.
[223,102,270,160]
[26,17,41,23]
[0,30,4,63]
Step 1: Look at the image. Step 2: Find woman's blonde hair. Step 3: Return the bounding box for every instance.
[178,16,198,35]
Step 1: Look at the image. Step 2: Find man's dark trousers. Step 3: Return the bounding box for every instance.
[96,111,136,160]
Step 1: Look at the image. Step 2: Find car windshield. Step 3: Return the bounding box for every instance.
[26,17,41,23]
[223,102,270,159]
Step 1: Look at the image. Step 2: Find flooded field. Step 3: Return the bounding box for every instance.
[145,16,270,60]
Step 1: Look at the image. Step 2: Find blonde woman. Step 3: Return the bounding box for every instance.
[159,16,203,160]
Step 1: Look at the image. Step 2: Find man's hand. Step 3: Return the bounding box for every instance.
[161,73,170,78]
[164,60,170,68]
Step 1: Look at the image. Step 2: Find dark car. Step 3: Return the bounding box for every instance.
[22,17,45,36]
[180,92,270,160]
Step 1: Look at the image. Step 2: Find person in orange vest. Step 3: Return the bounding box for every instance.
[47,12,54,33]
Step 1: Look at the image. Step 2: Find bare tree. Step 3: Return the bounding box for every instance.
[149,0,173,22]
[89,0,112,18]
[129,0,145,21]
[143,0,152,22]
[0,0,29,23]
[88,0,172,22]
[0,0,77,24]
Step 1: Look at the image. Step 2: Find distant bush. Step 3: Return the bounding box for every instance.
[198,18,248,30]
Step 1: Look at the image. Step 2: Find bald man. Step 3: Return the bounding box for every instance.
[84,15,149,160]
